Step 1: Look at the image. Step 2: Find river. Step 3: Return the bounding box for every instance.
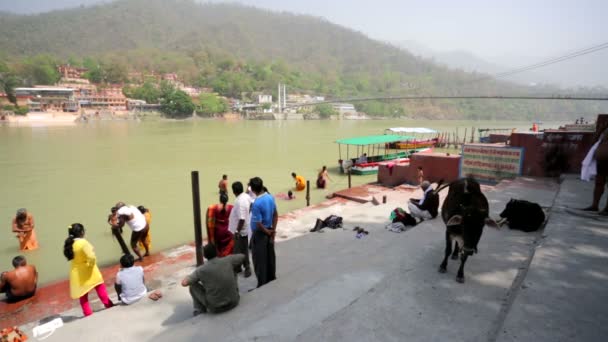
[0,119,562,284]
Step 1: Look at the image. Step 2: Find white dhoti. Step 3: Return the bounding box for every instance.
[408,202,433,220]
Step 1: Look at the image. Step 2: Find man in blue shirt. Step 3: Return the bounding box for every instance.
[249,177,278,287]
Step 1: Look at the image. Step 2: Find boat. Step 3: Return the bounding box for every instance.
[336,134,432,175]
[478,128,515,143]
[384,127,439,150]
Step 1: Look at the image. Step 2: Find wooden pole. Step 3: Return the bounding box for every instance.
[463,128,467,147]
[471,126,475,143]
[191,171,204,266]
[306,180,311,206]
[348,170,352,189]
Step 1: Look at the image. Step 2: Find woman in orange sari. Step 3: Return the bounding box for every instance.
[137,206,152,252]
[12,208,39,251]
[206,193,234,257]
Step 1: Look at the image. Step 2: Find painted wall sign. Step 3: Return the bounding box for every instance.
[460,144,524,184]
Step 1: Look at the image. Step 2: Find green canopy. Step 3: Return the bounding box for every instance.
[335,134,415,146]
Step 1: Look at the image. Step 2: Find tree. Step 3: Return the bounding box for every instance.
[83,62,127,84]
[103,62,128,84]
[84,66,104,83]
[197,93,228,116]
[124,81,161,104]
[3,75,20,105]
[0,61,20,105]
[315,103,337,119]
[20,55,60,85]
[160,83,195,118]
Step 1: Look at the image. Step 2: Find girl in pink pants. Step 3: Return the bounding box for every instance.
[64,223,114,316]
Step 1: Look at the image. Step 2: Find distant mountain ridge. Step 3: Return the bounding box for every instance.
[395,40,608,88]
[0,0,606,119]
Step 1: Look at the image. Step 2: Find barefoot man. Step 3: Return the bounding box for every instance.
[115,202,150,261]
[1,255,37,303]
[12,208,39,251]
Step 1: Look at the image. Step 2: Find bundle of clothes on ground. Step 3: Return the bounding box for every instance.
[386,207,418,233]
[310,215,343,232]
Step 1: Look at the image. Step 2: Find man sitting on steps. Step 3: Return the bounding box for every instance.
[181,244,245,316]
[408,181,439,222]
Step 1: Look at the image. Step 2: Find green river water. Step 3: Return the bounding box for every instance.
[0,119,562,284]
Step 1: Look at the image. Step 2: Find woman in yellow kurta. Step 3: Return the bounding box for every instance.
[63,223,113,317]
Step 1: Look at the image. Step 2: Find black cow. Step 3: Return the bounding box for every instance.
[436,177,497,283]
[498,199,545,232]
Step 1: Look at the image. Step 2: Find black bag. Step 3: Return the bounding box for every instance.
[323,215,343,229]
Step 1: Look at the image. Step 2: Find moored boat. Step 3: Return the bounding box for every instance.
[384,127,439,150]
[336,134,432,175]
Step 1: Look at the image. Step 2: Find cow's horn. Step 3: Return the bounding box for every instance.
[447,215,463,226]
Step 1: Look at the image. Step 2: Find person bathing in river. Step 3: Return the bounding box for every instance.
[316,166,331,189]
[276,190,295,200]
[115,202,150,261]
[0,255,37,303]
[108,207,130,255]
[292,172,306,191]
[218,174,228,197]
[11,208,39,251]
[64,223,114,317]
[137,206,152,251]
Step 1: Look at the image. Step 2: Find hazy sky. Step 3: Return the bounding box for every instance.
[1,0,606,60]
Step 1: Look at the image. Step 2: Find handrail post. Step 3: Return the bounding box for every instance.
[191,171,204,266]
[306,180,311,206]
[348,170,352,188]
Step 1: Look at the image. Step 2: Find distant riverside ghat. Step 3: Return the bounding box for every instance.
[0,119,561,286]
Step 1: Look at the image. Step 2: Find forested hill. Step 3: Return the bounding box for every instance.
[0,0,606,119]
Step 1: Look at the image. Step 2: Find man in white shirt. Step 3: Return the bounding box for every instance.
[407,181,439,221]
[115,254,147,305]
[229,182,252,277]
[115,202,150,261]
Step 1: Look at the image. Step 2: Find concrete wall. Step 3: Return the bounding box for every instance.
[510,132,545,177]
[378,164,410,187]
[511,129,596,177]
[378,152,461,186]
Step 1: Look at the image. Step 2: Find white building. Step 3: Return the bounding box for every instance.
[332,103,357,116]
[257,94,272,104]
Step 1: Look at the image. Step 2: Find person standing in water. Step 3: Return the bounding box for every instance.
[107,207,130,255]
[218,174,229,197]
[12,208,39,251]
[115,202,150,261]
[292,172,306,191]
[316,166,331,189]
[137,206,152,251]
[63,223,113,317]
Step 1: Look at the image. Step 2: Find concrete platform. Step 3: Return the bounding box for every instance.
[14,176,608,342]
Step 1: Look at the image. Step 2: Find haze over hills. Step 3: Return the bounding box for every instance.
[0,0,606,119]
[395,40,608,89]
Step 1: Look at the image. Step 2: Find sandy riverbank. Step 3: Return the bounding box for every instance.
[0,110,144,127]
[2,112,79,127]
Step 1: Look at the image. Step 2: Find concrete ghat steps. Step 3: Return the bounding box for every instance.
[41,177,601,342]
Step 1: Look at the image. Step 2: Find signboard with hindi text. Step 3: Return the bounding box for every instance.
[460,144,524,184]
